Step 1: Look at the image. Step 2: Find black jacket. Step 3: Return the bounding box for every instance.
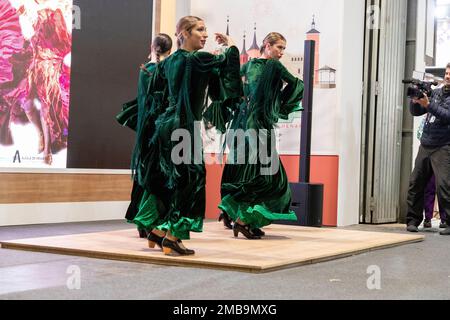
[410,87,450,147]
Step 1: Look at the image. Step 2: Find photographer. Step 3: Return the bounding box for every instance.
[406,63,450,235]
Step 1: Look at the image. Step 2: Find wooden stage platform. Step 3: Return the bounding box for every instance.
[0,223,424,273]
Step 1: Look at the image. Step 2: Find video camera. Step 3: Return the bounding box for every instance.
[402,71,440,99]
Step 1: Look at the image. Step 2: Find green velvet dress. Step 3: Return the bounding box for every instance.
[116,62,169,227]
[219,58,304,229]
[132,46,241,240]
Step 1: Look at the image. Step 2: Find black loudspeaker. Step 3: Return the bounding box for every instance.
[286,182,323,227]
[275,41,324,228]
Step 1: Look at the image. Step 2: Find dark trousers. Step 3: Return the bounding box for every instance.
[125,179,144,223]
[424,174,447,221]
[407,145,450,226]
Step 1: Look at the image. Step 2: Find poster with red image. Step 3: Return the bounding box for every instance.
[0,0,72,168]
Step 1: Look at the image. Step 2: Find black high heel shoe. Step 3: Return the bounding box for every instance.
[138,229,148,239]
[251,228,265,237]
[219,212,233,229]
[147,232,164,249]
[161,238,195,256]
[233,223,261,240]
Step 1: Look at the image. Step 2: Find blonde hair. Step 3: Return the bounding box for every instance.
[260,32,286,54]
[175,16,203,48]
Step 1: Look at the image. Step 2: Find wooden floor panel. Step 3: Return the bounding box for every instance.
[0,173,132,203]
[0,223,424,273]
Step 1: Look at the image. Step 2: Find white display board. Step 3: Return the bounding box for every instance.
[191,0,340,155]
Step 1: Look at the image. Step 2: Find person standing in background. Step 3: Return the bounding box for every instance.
[406,63,450,235]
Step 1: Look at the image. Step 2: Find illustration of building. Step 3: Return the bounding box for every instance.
[318,65,336,88]
[240,31,249,65]
[247,23,260,59]
[226,15,230,36]
[213,16,231,55]
[306,15,320,86]
[290,55,304,78]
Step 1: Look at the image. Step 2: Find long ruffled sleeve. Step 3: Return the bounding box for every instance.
[192,46,239,73]
[116,97,138,130]
[278,64,304,120]
[116,63,157,131]
[203,70,229,133]
[217,46,242,106]
[200,46,242,133]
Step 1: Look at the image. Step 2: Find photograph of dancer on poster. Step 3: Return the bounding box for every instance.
[0,0,72,168]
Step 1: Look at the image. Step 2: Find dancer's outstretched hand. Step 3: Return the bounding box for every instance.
[215,33,235,47]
